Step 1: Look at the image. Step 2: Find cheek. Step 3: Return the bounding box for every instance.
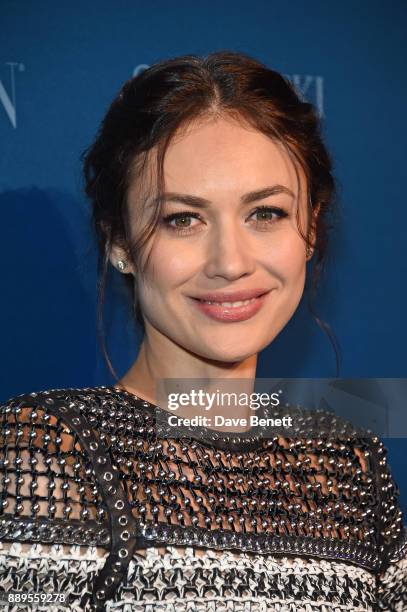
[139,238,199,294]
[261,232,306,284]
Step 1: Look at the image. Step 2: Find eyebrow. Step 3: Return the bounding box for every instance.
[147,184,295,208]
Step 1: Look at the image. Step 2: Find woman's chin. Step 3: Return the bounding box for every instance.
[191,342,266,365]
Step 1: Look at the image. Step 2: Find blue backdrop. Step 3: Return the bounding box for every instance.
[1,1,406,512]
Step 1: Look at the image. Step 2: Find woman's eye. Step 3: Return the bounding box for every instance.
[170,215,196,228]
[162,212,202,233]
[248,206,289,225]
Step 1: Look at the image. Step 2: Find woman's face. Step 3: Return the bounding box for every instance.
[125,116,311,363]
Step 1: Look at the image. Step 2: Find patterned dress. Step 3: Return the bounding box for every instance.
[0,386,406,611]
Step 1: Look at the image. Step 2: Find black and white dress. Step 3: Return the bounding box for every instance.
[0,386,406,611]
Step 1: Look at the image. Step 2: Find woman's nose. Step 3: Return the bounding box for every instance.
[203,222,256,281]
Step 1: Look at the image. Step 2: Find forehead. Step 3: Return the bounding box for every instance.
[127,115,307,208]
[161,116,305,196]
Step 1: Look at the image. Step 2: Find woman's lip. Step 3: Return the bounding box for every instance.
[190,288,269,302]
[189,291,272,322]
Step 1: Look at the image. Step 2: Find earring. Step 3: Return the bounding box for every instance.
[117,259,127,272]
[306,246,313,260]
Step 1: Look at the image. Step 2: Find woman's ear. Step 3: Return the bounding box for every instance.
[99,221,135,274]
[109,243,135,275]
[310,202,320,238]
[307,203,321,260]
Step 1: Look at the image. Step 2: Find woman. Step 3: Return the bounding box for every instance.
[0,51,406,611]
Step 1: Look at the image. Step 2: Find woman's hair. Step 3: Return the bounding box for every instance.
[82,50,340,378]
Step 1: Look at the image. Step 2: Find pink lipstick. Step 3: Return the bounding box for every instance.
[189,288,272,322]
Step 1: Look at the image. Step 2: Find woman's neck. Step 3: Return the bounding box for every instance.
[115,325,258,422]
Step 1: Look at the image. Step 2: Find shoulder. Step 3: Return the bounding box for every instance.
[0,386,112,443]
[0,385,119,478]
[266,402,405,570]
[0,385,124,428]
[0,384,107,460]
[0,386,113,531]
[2,385,113,407]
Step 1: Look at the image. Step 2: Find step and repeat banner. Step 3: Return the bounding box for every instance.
[1,1,406,511]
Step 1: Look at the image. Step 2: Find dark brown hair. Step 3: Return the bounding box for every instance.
[82,50,340,378]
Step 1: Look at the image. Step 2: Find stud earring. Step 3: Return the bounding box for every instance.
[117,260,127,272]
[306,246,313,260]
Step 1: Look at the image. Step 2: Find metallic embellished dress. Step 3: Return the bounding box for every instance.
[0,385,406,611]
